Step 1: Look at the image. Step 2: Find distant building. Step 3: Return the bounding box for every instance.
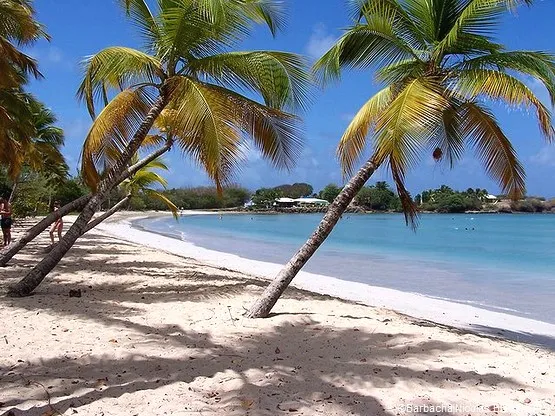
[243,200,255,208]
[294,197,329,206]
[273,197,297,208]
[273,197,330,208]
[485,194,500,203]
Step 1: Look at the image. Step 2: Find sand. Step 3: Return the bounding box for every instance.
[0,212,554,415]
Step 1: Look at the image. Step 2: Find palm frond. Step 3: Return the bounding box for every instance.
[77,47,162,117]
[434,0,534,59]
[427,103,466,168]
[80,88,154,190]
[452,69,554,140]
[119,0,160,49]
[338,86,394,176]
[455,51,555,106]
[239,0,286,36]
[313,21,420,85]
[460,102,526,199]
[373,78,451,168]
[144,189,178,218]
[0,0,48,43]
[374,58,425,85]
[188,51,312,111]
[166,76,303,188]
[348,0,427,49]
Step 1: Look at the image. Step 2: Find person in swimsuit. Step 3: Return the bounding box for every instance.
[0,197,13,246]
[49,201,63,245]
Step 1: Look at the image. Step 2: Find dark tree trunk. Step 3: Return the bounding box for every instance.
[7,94,169,297]
[245,156,380,318]
[0,137,173,267]
[84,195,131,233]
[0,195,91,266]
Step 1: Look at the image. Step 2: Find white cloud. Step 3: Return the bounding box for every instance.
[306,24,336,59]
[340,113,355,122]
[531,145,555,166]
[47,47,63,63]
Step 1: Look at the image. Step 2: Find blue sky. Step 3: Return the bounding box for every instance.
[25,0,555,197]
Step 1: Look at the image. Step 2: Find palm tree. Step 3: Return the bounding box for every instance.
[7,98,67,202]
[246,0,555,318]
[84,155,177,232]
[8,0,309,296]
[0,0,45,88]
[0,0,47,159]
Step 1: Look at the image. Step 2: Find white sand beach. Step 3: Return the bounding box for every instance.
[1,212,554,415]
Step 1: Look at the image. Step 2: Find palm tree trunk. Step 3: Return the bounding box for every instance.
[84,195,131,233]
[0,137,173,267]
[0,194,91,266]
[8,180,18,204]
[7,94,169,297]
[245,155,380,318]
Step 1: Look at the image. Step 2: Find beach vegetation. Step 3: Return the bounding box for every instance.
[355,181,402,211]
[274,183,314,199]
[138,186,251,211]
[8,0,310,296]
[247,0,555,318]
[319,183,342,203]
[251,187,283,208]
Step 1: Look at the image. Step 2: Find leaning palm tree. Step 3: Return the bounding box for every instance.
[246,0,555,317]
[8,0,309,296]
[84,155,177,232]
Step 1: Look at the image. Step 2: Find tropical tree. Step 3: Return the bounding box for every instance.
[246,0,555,317]
[8,98,67,202]
[319,183,341,202]
[0,0,47,163]
[7,0,309,296]
[0,0,45,88]
[85,155,177,232]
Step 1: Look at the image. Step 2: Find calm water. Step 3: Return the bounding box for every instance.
[136,213,555,323]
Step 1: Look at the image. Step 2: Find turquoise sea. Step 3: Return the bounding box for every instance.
[136,213,555,324]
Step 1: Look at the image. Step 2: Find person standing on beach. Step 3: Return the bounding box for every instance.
[0,197,13,246]
[49,201,63,245]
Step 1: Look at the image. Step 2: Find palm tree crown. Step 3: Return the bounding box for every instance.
[79,0,311,191]
[315,0,555,223]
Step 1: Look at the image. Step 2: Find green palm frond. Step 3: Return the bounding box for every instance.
[188,51,311,111]
[122,153,177,218]
[313,21,420,85]
[143,189,178,218]
[76,0,306,198]
[77,47,163,117]
[0,0,48,42]
[338,86,394,175]
[434,0,534,60]
[239,0,286,36]
[348,0,427,49]
[455,51,555,106]
[165,76,302,189]
[119,0,160,49]
[373,78,450,169]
